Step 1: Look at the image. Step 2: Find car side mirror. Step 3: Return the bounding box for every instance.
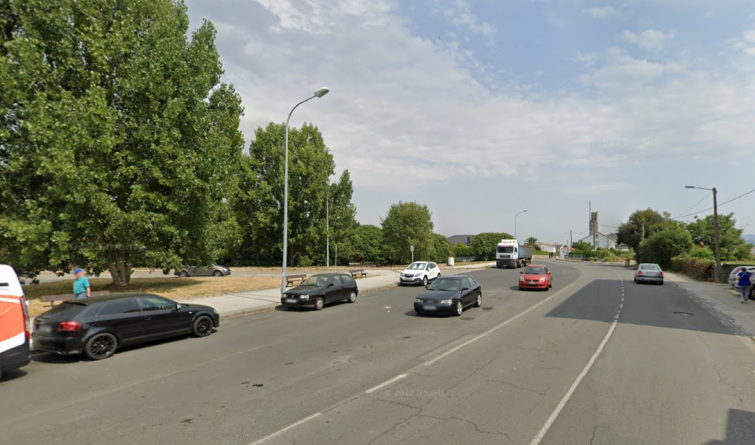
[520,271,523,274]
[175,304,182,311]
[547,271,551,275]
[328,283,334,287]
[461,287,469,291]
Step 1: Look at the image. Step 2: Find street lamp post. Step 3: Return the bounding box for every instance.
[685,185,721,282]
[514,209,528,241]
[280,87,330,298]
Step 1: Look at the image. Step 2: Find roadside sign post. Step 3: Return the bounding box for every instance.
[410,245,414,263]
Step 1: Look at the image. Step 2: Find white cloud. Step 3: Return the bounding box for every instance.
[433,0,496,40]
[186,1,755,195]
[731,24,755,56]
[621,29,674,52]
[585,6,617,19]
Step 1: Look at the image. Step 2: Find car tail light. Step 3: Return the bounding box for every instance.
[58,321,82,332]
[638,271,643,275]
[658,271,663,277]
[21,295,31,339]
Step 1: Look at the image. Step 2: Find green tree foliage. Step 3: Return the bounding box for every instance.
[232,123,355,266]
[471,232,513,261]
[453,243,474,257]
[0,0,244,285]
[570,241,594,257]
[637,223,693,267]
[685,213,751,261]
[617,209,666,251]
[430,233,452,263]
[350,224,384,264]
[525,237,539,246]
[381,201,434,263]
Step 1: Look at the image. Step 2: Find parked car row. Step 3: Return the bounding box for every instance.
[175,264,231,277]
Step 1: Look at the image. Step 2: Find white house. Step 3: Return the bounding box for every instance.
[559,245,574,259]
[537,242,557,253]
[578,232,618,250]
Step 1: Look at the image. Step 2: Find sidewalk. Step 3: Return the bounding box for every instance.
[177,269,401,319]
[666,272,755,336]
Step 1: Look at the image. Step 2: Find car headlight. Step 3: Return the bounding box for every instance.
[519,277,525,282]
[440,299,453,304]
[415,298,422,303]
[539,278,546,282]
[300,295,310,300]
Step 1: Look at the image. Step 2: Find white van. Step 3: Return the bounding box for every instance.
[0,265,31,379]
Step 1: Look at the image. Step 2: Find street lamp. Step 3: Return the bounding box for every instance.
[280,87,330,297]
[514,209,528,241]
[684,185,721,282]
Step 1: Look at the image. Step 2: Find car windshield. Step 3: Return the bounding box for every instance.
[497,246,514,253]
[524,267,546,274]
[301,276,329,287]
[406,262,427,270]
[640,264,661,270]
[427,278,461,291]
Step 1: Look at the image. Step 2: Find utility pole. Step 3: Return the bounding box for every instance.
[326,186,329,270]
[570,230,573,247]
[712,187,722,283]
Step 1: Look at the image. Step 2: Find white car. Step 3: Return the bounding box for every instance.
[399,261,441,286]
[729,266,755,287]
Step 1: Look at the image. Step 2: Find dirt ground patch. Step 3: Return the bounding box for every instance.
[24,276,281,317]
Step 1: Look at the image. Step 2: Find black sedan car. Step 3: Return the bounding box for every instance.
[282,273,359,310]
[413,275,482,316]
[32,293,219,360]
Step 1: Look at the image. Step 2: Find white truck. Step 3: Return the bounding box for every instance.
[496,239,533,269]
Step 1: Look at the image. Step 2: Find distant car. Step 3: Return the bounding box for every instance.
[175,264,231,277]
[413,276,482,316]
[32,293,219,360]
[519,265,553,291]
[399,261,441,286]
[635,263,664,285]
[728,266,755,287]
[282,273,358,311]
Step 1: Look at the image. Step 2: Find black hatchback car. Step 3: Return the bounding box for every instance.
[282,273,359,310]
[413,275,482,316]
[32,293,219,360]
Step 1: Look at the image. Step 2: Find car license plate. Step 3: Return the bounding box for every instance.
[285,298,297,304]
[36,325,52,334]
[423,305,437,311]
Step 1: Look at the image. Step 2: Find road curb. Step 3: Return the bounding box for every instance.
[219,304,279,320]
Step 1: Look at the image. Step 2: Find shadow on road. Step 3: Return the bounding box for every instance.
[545,279,734,335]
[703,409,755,444]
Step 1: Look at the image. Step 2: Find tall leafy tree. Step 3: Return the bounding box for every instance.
[617,209,666,251]
[525,236,539,246]
[0,0,244,285]
[430,233,452,263]
[328,171,357,266]
[350,224,384,264]
[471,232,513,261]
[686,213,751,261]
[381,201,434,263]
[637,223,693,267]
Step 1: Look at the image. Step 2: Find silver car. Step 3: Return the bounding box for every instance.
[634,263,664,285]
[728,266,755,287]
[175,264,231,277]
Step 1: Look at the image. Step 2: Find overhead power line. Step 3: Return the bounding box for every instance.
[672,187,755,220]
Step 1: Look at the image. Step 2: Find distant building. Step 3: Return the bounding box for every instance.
[559,245,574,259]
[578,232,617,249]
[537,242,557,253]
[448,234,474,246]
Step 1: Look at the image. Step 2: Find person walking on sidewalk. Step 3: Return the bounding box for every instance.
[736,267,753,304]
[73,268,91,299]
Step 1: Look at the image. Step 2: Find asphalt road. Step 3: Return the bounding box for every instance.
[3,261,755,445]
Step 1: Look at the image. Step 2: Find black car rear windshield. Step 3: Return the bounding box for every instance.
[38,302,86,321]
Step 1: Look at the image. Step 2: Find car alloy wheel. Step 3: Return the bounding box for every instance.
[348,291,357,303]
[423,276,428,286]
[213,271,222,277]
[84,333,118,360]
[454,300,463,316]
[314,297,324,311]
[192,315,214,337]
[181,271,189,278]
[474,292,482,307]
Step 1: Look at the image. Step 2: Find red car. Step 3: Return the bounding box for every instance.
[519,265,552,291]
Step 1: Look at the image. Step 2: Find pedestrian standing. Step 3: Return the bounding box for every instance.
[736,267,752,304]
[73,268,91,299]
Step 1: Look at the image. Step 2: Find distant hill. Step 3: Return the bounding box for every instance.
[743,235,755,245]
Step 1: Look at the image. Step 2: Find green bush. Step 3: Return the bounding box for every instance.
[670,258,714,281]
[453,243,474,257]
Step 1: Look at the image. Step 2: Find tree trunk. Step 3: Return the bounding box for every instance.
[108,257,131,287]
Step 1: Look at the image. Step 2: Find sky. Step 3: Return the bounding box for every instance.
[186,0,755,245]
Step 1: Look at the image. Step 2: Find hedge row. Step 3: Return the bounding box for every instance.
[669,258,714,281]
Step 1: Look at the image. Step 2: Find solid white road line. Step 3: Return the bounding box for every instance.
[528,321,618,445]
[365,374,408,394]
[248,412,323,445]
